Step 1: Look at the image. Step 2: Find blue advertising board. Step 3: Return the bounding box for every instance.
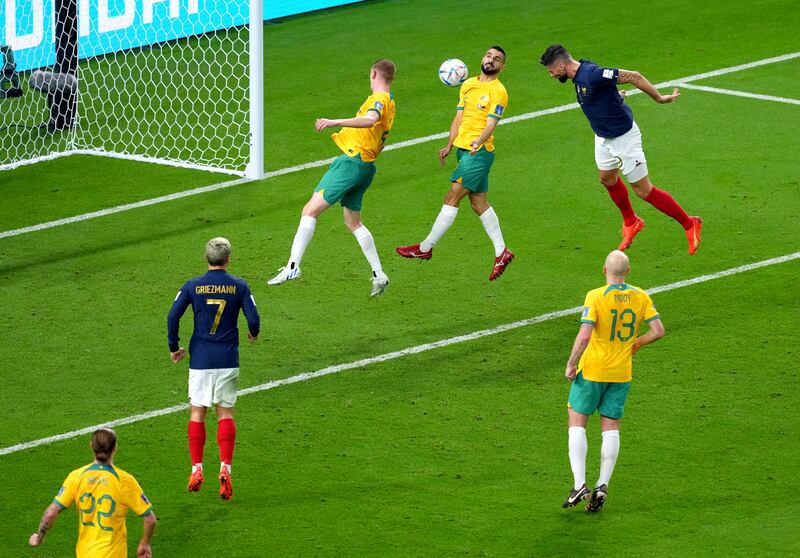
[2,0,367,72]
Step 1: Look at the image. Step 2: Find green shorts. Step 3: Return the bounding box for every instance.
[568,372,631,419]
[315,154,377,211]
[449,147,495,193]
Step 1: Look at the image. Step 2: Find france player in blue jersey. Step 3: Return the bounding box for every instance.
[167,237,260,500]
[539,44,702,255]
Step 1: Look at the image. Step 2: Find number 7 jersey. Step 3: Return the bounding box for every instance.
[578,283,660,382]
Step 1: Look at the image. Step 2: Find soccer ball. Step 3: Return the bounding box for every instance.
[438,59,468,87]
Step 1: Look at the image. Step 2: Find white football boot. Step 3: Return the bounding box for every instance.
[370,270,390,297]
[267,264,301,285]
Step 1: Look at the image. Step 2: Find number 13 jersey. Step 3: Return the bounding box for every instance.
[578,283,659,382]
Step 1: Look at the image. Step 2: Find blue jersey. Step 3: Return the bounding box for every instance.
[167,269,260,369]
[573,59,634,138]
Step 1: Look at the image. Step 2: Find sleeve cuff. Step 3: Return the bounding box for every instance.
[580,319,596,325]
[53,499,67,510]
[139,507,153,517]
[488,114,502,120]
[645,314,660,323]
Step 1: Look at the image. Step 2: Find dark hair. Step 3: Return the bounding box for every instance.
[91,428,117,463]
[539,44,571,66]
[489,45,506,60]
[372,59,396,83]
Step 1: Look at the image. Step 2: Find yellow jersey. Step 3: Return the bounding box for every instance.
[454,76,508,152]
[54,462,153,558]
[332,91,395,163]
[578,283,660,383]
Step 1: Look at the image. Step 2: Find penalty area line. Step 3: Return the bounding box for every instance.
[1,51,798,241]
[1,251,799,458]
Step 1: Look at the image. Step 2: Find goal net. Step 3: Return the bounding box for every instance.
[0,0,263,178]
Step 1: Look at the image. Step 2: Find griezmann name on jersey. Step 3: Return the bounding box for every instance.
[332,91,395,162]
[578,283,659,382]
[54,462,152,558]
[167,269,260,369]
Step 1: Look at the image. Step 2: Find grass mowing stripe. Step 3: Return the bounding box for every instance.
[675,82,800,105]
[2,250,797,458]
[1,51,797,241]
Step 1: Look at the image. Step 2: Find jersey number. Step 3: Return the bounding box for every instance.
[206,299,227,335]
[79,493,116,531]
[609,309,637,342]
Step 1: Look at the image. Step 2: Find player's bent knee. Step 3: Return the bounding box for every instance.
[630,178,653,198]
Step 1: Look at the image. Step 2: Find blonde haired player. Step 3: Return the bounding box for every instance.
[396,46,514,280]
[268,59,396,297]
[562,250,665,512]
[29,428,157,557]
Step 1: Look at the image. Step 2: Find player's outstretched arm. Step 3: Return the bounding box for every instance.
[439,111,463,166]
[29,503,62,547]
[618,69,679,104]
[565,323,594,380]
[632,318,665,354]
[316,111,379,132]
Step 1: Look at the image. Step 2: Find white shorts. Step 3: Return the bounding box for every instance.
[594,121,649,183]
[188,368,239,408]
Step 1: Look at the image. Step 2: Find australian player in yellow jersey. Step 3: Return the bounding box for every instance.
[562,250,665,512]
[29,429,157,557]
[397,46,514,281]
[268,59,396,297]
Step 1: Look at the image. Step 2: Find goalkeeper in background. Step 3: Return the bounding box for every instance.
[267,59,396,297]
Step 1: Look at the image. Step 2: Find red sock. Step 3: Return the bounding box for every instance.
[188,421,206,466]
[217,418,236,467]
[604,177,637,226]
[644,186,692,229]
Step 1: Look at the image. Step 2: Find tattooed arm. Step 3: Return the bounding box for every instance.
[618,69,680,104]
[29,503,63,547]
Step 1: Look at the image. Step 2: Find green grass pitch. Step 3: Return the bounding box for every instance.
[1,0,799,556]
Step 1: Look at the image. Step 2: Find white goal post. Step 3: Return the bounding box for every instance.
[0,0,264,179]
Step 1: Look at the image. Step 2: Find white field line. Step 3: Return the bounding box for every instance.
[1,51,798,241]
[2,250,798,458]
[675,83,800,105]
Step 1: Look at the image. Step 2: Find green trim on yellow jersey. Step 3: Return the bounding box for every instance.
[645,314,661,322]
[81,463,120,480]
[603,283,632,296]
[53,498,67,509]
